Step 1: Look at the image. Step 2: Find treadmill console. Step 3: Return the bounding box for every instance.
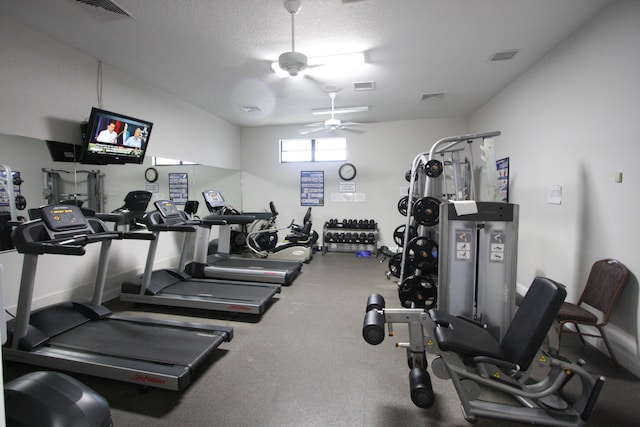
[155,200,181,219]
[40,205,90,232]
[155,200,181,218]
[202,190,226,212]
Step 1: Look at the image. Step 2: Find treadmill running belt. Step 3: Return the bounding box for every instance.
[212,258,300,270]
[163,281,273,302]
[50,319,224,366]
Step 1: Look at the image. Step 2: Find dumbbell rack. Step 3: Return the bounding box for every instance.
[322,219,377,254]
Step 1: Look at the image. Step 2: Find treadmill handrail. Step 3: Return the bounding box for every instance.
[122,230,161,240]
[12,225,121,255]
[201,214,253,225]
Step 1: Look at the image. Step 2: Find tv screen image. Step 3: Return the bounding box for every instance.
[81,107,153,165]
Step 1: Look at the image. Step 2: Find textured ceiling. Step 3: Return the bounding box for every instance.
[0,0,613,129]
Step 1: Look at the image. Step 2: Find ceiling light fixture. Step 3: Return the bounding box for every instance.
[271,52,365,78]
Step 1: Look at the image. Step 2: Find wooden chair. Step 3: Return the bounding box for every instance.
[557,258,629,367]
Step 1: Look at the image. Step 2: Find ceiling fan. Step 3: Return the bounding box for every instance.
[278,0,308,77]
[299,92,365,134]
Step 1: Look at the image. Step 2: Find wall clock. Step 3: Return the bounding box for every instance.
[338,163,357,181]
[144,167,158,183]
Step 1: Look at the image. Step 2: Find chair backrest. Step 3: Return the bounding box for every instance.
[500,277,567,370]
[578,259,629,322]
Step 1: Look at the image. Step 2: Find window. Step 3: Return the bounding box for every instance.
[153,157,197,166]
[280,137,347,163]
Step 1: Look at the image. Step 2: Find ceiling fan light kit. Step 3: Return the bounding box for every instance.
[279,0,309,77]
[278,51,308,77]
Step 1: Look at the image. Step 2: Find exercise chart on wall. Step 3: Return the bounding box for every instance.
[300,170,324,206]
[169,172,188,205]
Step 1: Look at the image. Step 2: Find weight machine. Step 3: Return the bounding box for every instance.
[362,277,605,426]
[395,132,514,320]
[42,168,104,212]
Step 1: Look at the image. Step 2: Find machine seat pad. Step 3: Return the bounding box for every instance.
[430,310,505,360]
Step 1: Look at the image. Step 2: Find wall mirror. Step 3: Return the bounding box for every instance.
[0,133,242,252]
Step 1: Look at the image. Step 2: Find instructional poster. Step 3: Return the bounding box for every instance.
[169,172,188,205]
[300,170,324,206]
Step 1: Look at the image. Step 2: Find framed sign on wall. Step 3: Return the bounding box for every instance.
[300,170,324,206]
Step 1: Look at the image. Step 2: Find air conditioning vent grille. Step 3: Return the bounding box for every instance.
[353,81,375,91]
[74,0,134,17]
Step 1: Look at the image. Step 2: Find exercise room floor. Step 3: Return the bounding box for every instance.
[4,252,640,426]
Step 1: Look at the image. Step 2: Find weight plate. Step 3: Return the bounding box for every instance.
[424,159,443,178]
[388,253,412,278]
[398,275,437,309]
[412,197,441,226]
[393,224,417,247]
[405,169,414,182]
[407,236,438,273]
[14,195,27,210]
[397,196,409,216]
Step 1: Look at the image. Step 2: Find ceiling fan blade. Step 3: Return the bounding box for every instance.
[341,126,366,134]
[298,127,325,135]
[340,121,363,126]
[304,122,325,127]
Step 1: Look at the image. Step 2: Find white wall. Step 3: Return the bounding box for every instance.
[469,0,640,374]
[0,16,241,169]
[0,16,242,312]
[241,119,469,248]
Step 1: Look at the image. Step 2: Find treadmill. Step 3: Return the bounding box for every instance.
[188,190,302,285]
[120,199,281,315]
[3,204,233,391]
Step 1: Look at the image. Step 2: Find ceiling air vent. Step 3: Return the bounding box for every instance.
[489,49,519,62]
[241,106,262,113]
[74,0,134,18]
[353,81,375,91]
[421,93,444,101]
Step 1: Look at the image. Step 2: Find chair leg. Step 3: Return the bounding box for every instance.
[574,324,587,345]
[557,322,565,354]
[598,326,619,368]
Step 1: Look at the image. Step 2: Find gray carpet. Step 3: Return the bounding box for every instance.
[4,252,639,426]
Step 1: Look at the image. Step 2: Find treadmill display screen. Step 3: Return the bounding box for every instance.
[155,200,180,218]
[41,205,89,231]
[202,190,225,210]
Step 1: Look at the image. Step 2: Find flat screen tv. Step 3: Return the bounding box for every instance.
[46,140,83,163]
[80,107,153,165]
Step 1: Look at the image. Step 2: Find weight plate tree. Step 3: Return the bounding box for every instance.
[397,131,501,310]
